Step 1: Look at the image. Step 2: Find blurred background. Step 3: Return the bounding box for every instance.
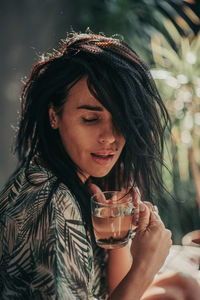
[0,0,199,243]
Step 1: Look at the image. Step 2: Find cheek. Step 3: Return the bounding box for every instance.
[60,127,93,155]
[119,136,126,150]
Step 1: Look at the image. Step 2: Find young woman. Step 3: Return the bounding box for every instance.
[0,31,199,299]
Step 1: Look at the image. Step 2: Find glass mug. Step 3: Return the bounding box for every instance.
[91,188,138,249]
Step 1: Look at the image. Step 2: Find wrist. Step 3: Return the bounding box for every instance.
[108,263,155,300]
[129,260,156,283]
[129,261,155,290]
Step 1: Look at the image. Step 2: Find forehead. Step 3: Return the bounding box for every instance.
[66,77,104,108]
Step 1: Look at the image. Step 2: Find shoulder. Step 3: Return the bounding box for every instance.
[0,162,54,214]
[0,160,83,226]
[52,182,83,222]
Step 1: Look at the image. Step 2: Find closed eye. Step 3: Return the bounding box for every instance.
[82,117,98,123]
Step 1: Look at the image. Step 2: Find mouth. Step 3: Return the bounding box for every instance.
[91,152,114,165]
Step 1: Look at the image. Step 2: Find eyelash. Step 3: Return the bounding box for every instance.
[82,117,98,123]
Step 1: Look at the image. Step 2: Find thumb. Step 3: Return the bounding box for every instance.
[88,183,106,203]
[88,183,102,195]
[137,202,150,231]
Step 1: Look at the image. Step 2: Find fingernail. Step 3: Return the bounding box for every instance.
[133,218,139,226]
[153,205,158,213]
[139,202,145,212]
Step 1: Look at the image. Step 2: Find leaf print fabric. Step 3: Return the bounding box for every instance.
[0,161,108,299]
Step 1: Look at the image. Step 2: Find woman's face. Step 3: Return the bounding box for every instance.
[49,77,125,182]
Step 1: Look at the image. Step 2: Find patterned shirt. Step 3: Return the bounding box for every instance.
[0,161,108,299]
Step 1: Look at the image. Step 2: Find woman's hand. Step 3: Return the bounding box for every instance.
[89,183,172,300]
[130,202,172,279]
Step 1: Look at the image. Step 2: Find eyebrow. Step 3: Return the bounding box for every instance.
[77,105,103,111]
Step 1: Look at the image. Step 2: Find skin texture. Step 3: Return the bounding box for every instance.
[49,77,125,183]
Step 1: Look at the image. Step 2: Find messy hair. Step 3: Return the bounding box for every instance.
[16,31,170,225]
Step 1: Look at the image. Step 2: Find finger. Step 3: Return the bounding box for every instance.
[137,202,151,231]
[143,202,159,214]
[132,186,141,207]
[132,195,140,227]
[153,205,159,214]
[132,206,139,226]
[143,202,162,222]
[88,183,106,203]
[88,183,102,195]
[143,201,154,211]
[149,210,164,225]
[117,187,139,226]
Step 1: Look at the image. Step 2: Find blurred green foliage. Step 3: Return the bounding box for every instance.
[150,21,200,243]
[69,0,200,63]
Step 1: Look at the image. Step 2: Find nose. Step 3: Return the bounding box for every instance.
[98,121,116,144]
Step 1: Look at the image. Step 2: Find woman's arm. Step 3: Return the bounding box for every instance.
[107,243,133,293]
[108,259,154,300]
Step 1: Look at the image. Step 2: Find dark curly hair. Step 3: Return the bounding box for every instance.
[15,31,170,226]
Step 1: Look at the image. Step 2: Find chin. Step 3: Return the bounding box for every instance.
[90,170,112,178]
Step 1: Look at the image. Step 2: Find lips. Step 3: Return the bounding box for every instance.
[91,152,114,165]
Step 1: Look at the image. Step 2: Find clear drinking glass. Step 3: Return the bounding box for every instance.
[91,189,137,249]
